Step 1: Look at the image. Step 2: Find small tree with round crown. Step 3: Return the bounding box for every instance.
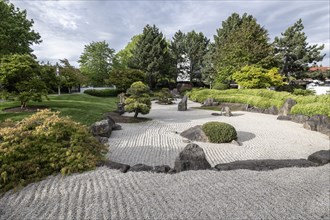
[124,81,151,118]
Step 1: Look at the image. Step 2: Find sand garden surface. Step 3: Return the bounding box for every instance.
[0,100,329,219]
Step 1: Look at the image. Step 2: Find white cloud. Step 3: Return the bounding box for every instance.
[10,0,330,67]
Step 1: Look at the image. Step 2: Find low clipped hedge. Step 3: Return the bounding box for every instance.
[84,89,119,97]
[202,122,237,143]
[0,109,107,193]
[188,89,330,117]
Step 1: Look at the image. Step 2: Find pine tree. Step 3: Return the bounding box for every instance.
[131,25,171,89]
[274,19,325,80]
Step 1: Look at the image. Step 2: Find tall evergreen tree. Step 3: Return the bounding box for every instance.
[201,43,217,88]
[79,41,115,86]
[0,0,41,58]
[186,31,210,83]
[274,19,325,80]
[131,25,171,89]
[214,13,275,84]
[170,30,209,83]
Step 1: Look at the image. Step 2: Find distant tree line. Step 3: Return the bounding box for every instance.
[0,0,326,107]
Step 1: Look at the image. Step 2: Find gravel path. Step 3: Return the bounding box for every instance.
[1,100,329,220]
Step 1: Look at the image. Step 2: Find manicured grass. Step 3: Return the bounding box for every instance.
[0,94,118,125]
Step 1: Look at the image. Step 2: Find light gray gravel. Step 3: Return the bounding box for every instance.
[0,100,329,220]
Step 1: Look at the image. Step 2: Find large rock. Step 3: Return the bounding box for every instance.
[277,115,292,121]
[203,98,218,107]
[174,143,211,172]
[264,106,278,115]
[318,123,330,136]
[279,98,297,116]
[180,125,209,142]
[291,114,310,124]
[152,165,171,173]
[130,164,154,172]
[307,150,330,164]
[104,115,122,130]
[222,106,233,117]
[105,161,130,173]
[90,120,112,138]
[178,95,188,111]
[215,159,317,171]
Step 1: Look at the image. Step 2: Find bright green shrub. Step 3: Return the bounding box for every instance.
[202,122,237,143]
[212,82,229,90]
[233,66,285,89]
[124,81,151,118]
[292,89,315,96]
[156,88,174,104]
[0,109,107,193]
[84,89,118,97]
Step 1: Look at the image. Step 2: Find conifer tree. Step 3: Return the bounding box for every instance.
[274,19,325,80]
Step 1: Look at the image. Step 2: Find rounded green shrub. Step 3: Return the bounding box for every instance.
[84,89,118,97]
[202,122,237,143]
[0,109,107,193]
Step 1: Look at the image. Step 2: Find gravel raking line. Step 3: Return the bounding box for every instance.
[0,165,329,220]
[1,100,329,219]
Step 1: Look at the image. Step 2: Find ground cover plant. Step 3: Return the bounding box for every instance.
[0,109,107,193]
[202,122,237,143]
[0,94,118,125]
[188,89,330,117]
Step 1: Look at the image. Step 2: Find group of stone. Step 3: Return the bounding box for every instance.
[90,115,122,143]
[104,143,330,174]
[277,98,330,136]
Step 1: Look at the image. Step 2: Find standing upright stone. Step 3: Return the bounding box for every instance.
[174,143,211,172]
[279,98,297,116]
[222,106,233,117]
[178,95,188,111]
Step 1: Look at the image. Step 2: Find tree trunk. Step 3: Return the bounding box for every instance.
[134,110,139,118]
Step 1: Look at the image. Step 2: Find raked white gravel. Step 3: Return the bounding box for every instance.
[0,100,329,220]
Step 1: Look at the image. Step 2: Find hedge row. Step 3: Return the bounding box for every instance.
[84,89,119,97]
[187,89,330,117]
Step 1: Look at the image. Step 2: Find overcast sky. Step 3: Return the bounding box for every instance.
[11,0,330,67]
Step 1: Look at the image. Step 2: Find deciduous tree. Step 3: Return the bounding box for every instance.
[79,41,115,86]
[0,0,41,57]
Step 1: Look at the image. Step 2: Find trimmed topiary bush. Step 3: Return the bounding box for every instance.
[202,122,237,143]
[156,88,174,104]
[84,89,118,97]
[0,109,107,193]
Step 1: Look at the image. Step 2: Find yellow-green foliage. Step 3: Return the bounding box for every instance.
[202,122,237,143]
[125,81,151,117]
[233,66,285,89]
[0,109,107,193]
[156,88,174,104]
[188,89,330,117]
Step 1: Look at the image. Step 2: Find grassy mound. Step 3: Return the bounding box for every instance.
[0,109,107,193]
[202,122,237,143]
[188,89,330,117]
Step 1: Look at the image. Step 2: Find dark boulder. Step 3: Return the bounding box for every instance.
[174,143,211,172]
[215,159,317,171]
[211,113,222,116]
[104,161,130,173]
[291,114,310,124]
[264,106,278,115]
[104,115,122,130]
[307,150,330,164]
[277,115,292,121]
[279,98,297,116]
[152,165,172,173]
[178,95,188,111]
[180,125,209,142]
[130,164,153,172]
[90,120,112,138]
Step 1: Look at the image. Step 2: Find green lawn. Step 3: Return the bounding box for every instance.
[0,94,118,125]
